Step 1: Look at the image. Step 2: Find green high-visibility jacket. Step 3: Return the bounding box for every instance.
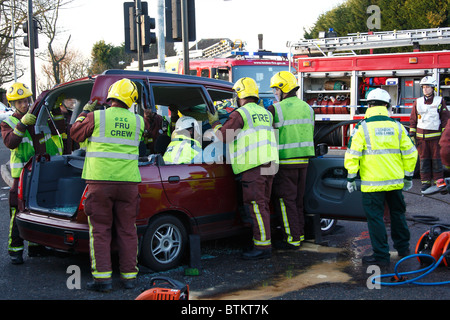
[3,116,35,178]
[273,97,315,165]
[229,102,279,174]
[344,106,418,192]
[163,136,202,164]
[82,108,144,182]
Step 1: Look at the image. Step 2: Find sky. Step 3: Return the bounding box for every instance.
[12,0,346,90]
[55,0,346,58]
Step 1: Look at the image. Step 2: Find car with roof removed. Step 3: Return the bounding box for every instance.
[15,70,365,271]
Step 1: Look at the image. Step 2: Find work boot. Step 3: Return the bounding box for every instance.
[86,279,113,293]
[121,279,136,289]
[397,249,410,258]
[10,253,24,265]
[241,248,271,260]
[420,183,431,193]
[273,240,301,250]
[362,255,390,267]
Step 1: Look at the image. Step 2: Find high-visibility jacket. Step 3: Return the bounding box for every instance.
[229,103,278,174]
[3,116,35,178]
[82,108,144,182]
[344,106,418,192]
[163,136,202,164]
[273,97,315,165]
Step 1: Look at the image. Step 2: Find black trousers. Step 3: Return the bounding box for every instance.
[362,189,410,261]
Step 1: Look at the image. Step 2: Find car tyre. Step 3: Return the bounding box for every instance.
[140,215,188,271]
[320,218,337,235]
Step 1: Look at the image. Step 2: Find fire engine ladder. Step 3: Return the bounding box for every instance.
[288,27,450,56]
[201,39,236,58]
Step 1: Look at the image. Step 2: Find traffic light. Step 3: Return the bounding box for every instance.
[22,19,39,49]
[141,15,156,46]
[124,1,155,53]
[165,0,196,42]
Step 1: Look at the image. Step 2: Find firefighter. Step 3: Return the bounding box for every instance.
[70,78,145,292]
[207,77,279,259]
[0,83,57,264]
[345,88,418,266]
[268,71,315,249]
[409,76,449,194]
[143,106,179,155]
[163,116,202,164]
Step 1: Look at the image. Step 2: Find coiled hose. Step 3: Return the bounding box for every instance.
[371,250,450,286]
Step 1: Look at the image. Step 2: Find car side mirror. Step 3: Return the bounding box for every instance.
[315,143,328,157]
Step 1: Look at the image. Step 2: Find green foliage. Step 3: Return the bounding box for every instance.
[303,0,450,52]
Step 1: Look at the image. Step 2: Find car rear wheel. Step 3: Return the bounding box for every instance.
[139,215,188,271]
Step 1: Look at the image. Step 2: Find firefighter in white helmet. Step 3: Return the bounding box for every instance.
[163,116,202,164]
[409,76,449,194]
[345,88,417,266]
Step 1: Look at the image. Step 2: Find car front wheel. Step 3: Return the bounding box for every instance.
[139,215,188,271]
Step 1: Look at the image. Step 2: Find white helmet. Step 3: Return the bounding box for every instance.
[420,76,437,87]
[174,116,201,137]
[366,88,391,105]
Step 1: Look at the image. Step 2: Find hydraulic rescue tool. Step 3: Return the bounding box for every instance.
[135,276,189,300]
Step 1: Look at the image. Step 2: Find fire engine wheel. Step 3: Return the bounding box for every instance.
[140,215,188,272]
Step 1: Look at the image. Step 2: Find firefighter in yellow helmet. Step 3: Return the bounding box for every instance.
[70,78,148,292]
[345,88,417,266]
[268,71,315,249]
[1,83,59,263]
[207,77,279,259]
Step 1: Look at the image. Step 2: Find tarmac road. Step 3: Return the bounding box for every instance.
[0,137,449,309]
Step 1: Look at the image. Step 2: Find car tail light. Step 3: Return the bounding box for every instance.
[78,185,89,212]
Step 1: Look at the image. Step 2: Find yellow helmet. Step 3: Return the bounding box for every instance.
[232,77,259,99]
[270,71,298,93]
[107,78,138,108]
[7,82,33,102]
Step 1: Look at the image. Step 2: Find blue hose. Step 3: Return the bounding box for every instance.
[372,250,450,286]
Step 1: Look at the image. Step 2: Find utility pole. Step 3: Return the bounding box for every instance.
[135,0,144,71]
[181,0,189,74]
[157,0,165,71]
[27,0,36,99]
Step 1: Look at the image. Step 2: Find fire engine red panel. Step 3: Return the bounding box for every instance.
[298,51,450,72]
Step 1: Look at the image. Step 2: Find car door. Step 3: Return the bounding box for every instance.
[304,154,365,220]
[148,82,243,238]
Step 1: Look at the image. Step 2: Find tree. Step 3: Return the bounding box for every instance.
[304,0,449,42]
[0,0,74,88]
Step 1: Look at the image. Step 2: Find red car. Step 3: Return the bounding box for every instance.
[16,70,365,271]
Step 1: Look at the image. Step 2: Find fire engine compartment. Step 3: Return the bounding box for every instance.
[294,50,450,148]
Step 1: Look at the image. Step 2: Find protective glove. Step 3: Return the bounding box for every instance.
[347,181,357,193]
[403,179,413,191]
[83,100,98,112]
[409,134,416,145]
[207,108,219,126]
[21,112,36,126]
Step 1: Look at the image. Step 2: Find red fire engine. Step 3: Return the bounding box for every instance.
[288,27,450,149]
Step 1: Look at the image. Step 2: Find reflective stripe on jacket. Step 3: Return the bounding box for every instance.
[230,103,278,175]
[163,136,202,164]
[82,108,144,182]
[344,106,418,192]
[273,97,315,164]
[3,116,35,178]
